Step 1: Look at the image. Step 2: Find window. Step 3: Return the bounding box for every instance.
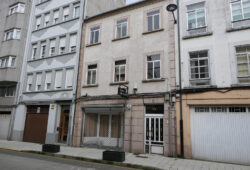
[49,39,56,56]
[53,10,59,24]
[90,26,100,44]
[147,54,161,80]
[69,34,77,52]
[9,3,25,15]
[63,7,69,21]
[65,69,74,88]
[45,72,52,90]
[231,0,250,21]
[27,75,33,91]
[114,60,126,82]
[116,18,128,39]
[0,86,16,97]
[74,4,80,18]
[187,3,206,29]
[236,46,250,83]
[44,13,50,27]
[55,70,62,89]
[36,73,42,91]
[190,51,209,80]
[36,16,41,30]
[147,10,160,32]
[59,36,66,54]
[87,64,97,85]
[32,44,37,59]
[40,42,46,58]
[4,29,21,40]
[0,56,16,68]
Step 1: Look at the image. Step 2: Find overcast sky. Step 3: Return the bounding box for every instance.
[126,0,140,5]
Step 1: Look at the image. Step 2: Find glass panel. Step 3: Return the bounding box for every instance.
[146,118,149,140]
[92,70,96,84]
[87,71,91,85]
[151,118,154,140]
[154,14,160,30]
[84,114,98,137]
[120,65,126,81]
[237,54,248,63]
[117,25,122,38]
[0,87,5,97]
[156,118,159,141]
[160,119,163,141]
[154,61,160,78]
[147,16,153,31]
[111,115,121,138]
[115,66,119,82]
[99,115,109,137]
[94,31,99,43]
[147,62,153,79]
[122,24,127,37]
[146,105,164,114]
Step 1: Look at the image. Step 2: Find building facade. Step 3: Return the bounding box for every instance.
[12,0,125,145]
[0,0,32,140]
[73,0,177,156]
[176,0,250,165]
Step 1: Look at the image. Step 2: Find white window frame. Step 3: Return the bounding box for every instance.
[4,29,21,41]
[146,10,160,32]
[0,56,16,68]
[32,44,37,59]
[65,69,74,88]
[27,75,33,92]
[9,3,25,15]
[87,65,97,85]
[187,7,206,30]
[90,26,100,44]
[230,0,250,21]
[236,46,250,79]
[73,5,80,18]
[116,18,128,39]
[35,73,42,91]
[63,7,69,21]
[53,10,59,24]
[36,16,41,30]
[69,34,77,52]
[44,13,50,27]
[59,36,66,54]
[45,72,52,90]
[146,54,161,80]
[40,42,46,58]
[49,39,56,56]
[55,70,63,89]
[189,50,210,80]
[114,60,126,82]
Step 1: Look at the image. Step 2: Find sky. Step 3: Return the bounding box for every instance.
[126,0,140,5]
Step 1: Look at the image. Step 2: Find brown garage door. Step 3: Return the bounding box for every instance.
[23,106,49,144]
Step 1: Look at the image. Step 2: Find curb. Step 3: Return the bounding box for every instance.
[21,150,163,170]
[0,147,21,152]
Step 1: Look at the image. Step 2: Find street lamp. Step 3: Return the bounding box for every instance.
[166,1,184,158]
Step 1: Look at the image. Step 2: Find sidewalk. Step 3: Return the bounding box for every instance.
[0,140,249,170]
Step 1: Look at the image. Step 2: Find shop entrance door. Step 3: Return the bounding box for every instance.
[58,105,70,143]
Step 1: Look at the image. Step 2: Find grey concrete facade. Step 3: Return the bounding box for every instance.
[12,0,126,145]
[0,0,32,140]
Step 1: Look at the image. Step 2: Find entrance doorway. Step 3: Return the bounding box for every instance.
[58,105,70,143]
[145,105,164,155]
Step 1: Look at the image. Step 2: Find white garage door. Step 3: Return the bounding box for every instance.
[0,112,11,139]
[191,106,250,165]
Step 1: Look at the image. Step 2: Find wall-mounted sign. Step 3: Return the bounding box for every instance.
[118,85,128,98]
[51,105,55,109]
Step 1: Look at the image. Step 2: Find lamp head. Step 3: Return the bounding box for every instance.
[166,4,177,12]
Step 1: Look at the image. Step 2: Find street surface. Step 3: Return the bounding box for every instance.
[0,149,137,170]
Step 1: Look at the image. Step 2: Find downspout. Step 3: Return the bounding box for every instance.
[70,0,87,146]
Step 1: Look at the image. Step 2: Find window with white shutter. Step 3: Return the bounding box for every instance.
[53,10,59,24]
[27,75,33,91]
[65,69,74,88]
[44,13,50,26]
[59,37,66,54]
[36,16,41,29]
[74,4,80,18]
[45,72,52,90]
[36,73,42,91]
[49,39,56,56]
[32,44,37,59]
[70,34,77,52]
[40,42,46,58]
[63,7,69,21]
[55,70,62,89]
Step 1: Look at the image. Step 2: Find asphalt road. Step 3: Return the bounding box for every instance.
[0,149,138,170]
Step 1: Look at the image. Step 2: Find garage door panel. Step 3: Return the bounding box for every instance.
[0,114,11,139]
[191,107,250,165]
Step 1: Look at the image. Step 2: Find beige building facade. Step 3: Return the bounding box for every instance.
[73,0,177,156]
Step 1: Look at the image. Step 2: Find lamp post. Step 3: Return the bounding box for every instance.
[166,0,184,158]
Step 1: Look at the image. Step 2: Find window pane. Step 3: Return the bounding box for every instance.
[84,114,97,137]
[92,70,96,84]
[154,14,160,30]
[122,24,127,37]
[90,32,95,44]
[147,62,153,79]
[99,115,109,137]
[0,87,5,97]
[94,31,99,43]
[115,66,119,82]
[117,25,122,38]
[154,61,160,78]
[111,115,121,138]
[87,71,91,85]
[147,16,153,31]
[120,65,126,81]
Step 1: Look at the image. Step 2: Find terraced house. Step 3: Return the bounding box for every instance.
[0,0,32,140]
[73,0,177,156]
[12,0,125,145]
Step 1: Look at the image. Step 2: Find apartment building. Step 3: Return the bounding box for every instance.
[176,0,250,165]
[0,0,32,140]
[73,0,177,156]
[12,0,125,145]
